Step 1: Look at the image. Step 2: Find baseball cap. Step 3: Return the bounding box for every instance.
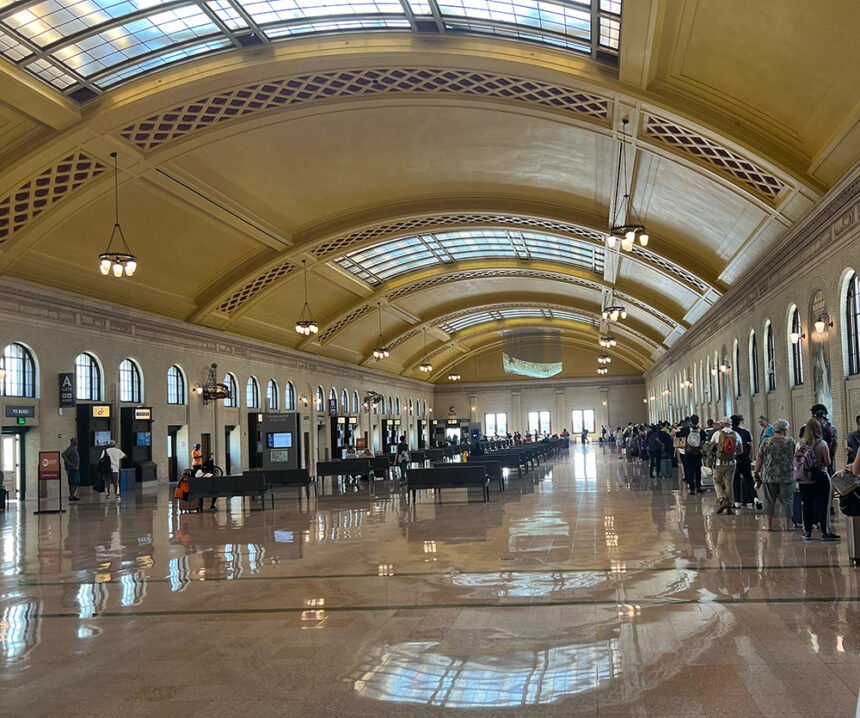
[810,403,828,417]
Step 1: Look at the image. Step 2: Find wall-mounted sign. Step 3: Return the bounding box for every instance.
[134,408,152,420]
[394,419,401,426]
[5,405,35,418]
[58,373,75,407]
[337,417,346,424]
[92,405,111,418]
[348,416,358,424]
[446,418,459,426]
[328,398,338,417]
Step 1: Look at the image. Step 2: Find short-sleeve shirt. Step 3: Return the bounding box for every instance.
[759,435,795,483]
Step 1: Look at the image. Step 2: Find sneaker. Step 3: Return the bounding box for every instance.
[209,506,217,512]
[69,496,80,502]
[821,533,841,542]
[115,495,121,503]
[802,532,813,541]
[716,504,727,515]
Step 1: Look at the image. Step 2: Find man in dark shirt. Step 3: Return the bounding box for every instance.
[731,415,755,508]
[846,414,860,464]
[677,414,707,495]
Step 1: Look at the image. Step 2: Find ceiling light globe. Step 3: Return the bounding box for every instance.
[125,260,137,276]
[639,233,649,247]
[620,310,628,319]
[814,320,826,333]
[606,235,617,250]
[112,262,123,277]
[99,259,111,275]
[790,332,800,344]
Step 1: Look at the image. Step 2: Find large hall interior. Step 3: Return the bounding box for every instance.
[1,0,860,715]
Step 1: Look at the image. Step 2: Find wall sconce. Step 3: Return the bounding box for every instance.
[643,398,648,404]
[790,331,805,345]
[192,384,203,396]
[719,362,731,374]
[681,379,693,389]
[299,395,309,407]
[814,314,833,333]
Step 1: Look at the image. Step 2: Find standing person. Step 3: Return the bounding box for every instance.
[708,418,743,514]
[846,414,860,464]
[614,427,623,457]
[191,443,203,471]
[100,441,126,502]
[754,419,795,531]
[561,428,570,449]
[62,437,80,502]
[807,404,838,474]
[659,423,674,478]
[731,415,755,508]
[795,418,839,541]
[646,425,662,478]
[396,436,410,484]
[757,416,774,446]
[678,415,705,495]
[580,427,589,445]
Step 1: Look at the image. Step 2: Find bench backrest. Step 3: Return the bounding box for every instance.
[462,458,502,477]
[316,459,371,476]
[248,468,309,486]
[408,465,487,488]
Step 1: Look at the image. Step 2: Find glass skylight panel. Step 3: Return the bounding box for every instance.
[598,14,618,49]
[599,0,620,14]
[0,29,31,61]
[439,307,594,333]
[265,18,409,36]
[93,38,232,87]
[242,0,404,25]
[405,0,433,13]
[51,6,219,77]
[445,21,589,51]
[4,0,175,48]
[436,0,590,40]
[206,0,250,29]
[24,56,77,88]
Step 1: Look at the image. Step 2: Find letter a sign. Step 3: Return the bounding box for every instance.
[59,373,76,408]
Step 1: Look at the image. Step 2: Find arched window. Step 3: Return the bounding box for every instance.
[315,386,324,412]
[329,388,336,415]
[167,365,186,405]
[396,397,401,415]
[409,398,413,415]
[847,272,860,375]
[223,373,237,407]
[734,340,741,398]
[749,331,760,395]
[267,379,280,410]
[380,396,387,414]
[388,396,393,415]
[119,359,142,403]
[352,390,359,414]
[75,353,101,401]
[765,321,776,391]
[341,389,348,413]
[246,377,260,408]
[285,382,296,411]
[1,343,36,398]
[790,307,804,386]
[713,351,721,401]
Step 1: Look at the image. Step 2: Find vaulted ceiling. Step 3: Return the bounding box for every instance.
[0,0,857,383]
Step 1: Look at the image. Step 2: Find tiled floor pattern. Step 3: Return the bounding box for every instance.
[2,447,859,717]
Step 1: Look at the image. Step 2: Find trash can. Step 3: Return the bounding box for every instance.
[119,468,136,492]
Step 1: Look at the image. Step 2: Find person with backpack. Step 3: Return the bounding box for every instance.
[678,414,706,495]
[754,419,795,531]
[397,436,411,484]
[731,415,756,509]
[707,417,743,514]
[795,417,839,541]
[99,440,126,502]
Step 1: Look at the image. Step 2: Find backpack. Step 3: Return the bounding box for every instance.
[685,429,702,455]
[717,430,737,462]
[793,443,817,483]
[98,450,112,475]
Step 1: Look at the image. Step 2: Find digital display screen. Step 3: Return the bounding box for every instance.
[267,432,292,449]
[135,432,151,447]
[94,431,111,447]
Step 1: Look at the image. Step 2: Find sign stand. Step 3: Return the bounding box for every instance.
[35,451,65,515]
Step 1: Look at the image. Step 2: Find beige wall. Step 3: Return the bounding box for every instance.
[645,164,860,463]
[0,279,433,488]
[433,377,647,436]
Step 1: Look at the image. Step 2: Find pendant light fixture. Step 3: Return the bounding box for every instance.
[295,259,319,336]
[597,353,612,365]
[98,152,137,277]
[447,345,461,382]
[601,302,628,322]
[599,335,617,348]
[418,328,433,373]
[372,303,390,360]
[597,366,608,376]
[608,119,648,251]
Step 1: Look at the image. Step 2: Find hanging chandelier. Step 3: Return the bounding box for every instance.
[447,345,461,381]
[418,328,433,373]
[601,304,627,322]
[98,152,137,277]
[608,118,649,252]
[597,354,612,365]
[295,259,319,336]
[599,335,617,348]
[372,303,390,360]
[597,366,609,375]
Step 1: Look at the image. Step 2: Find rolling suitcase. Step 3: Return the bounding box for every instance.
[792,490,803,527]
[660,457,673,478]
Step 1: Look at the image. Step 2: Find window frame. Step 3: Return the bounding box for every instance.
[1,342,36,398]
[119,358,143,403]
[765,321,776,392]
[223,373,238,408]
[749,331,760,395]
[75,352,102,401]
[285,382,296,411]
[483,412,508,436]
[790,307,804,386]
[246,376,260,409]
[527,410,551,435]
[847,272,860,376]
[167,365,186,405]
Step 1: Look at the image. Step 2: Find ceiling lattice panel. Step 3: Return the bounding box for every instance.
[120,67,611,151]
[216,259,295,314]
[0,152,107,244]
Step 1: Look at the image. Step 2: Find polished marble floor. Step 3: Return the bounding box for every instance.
[2,446,860,717]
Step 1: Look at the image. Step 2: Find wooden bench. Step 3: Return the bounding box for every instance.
[316,459,374,480]
[188,474,273,509]
[247,468,314,500]
[406,465,489,504]
[459,458,504,491]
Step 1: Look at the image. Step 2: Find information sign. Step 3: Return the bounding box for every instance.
[5,405,35,418]
[134,408,152,420]
[59,373,75,407]
[92,405,111,418]
[35,451,65,515]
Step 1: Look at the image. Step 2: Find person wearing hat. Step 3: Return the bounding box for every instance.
[757,415,774,446]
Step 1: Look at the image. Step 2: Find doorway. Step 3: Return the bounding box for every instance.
[167,425,180,482]
[201,433,211,462]
[1,429,27,500]
[224,425,236,474]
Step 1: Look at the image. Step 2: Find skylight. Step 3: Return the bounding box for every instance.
[0,0,622,97]
[334,228,606,285]
[437,307,595,333]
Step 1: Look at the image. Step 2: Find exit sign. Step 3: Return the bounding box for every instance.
[17,417,25,425]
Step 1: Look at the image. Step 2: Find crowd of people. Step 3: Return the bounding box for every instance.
[608,405,860,540]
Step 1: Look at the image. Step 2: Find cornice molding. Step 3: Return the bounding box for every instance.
[433,376,645,393]
[0,277,432,392]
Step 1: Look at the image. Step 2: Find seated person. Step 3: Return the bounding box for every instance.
[345,446,358,459]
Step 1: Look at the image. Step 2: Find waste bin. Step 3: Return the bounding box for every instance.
[119,468,136,492]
